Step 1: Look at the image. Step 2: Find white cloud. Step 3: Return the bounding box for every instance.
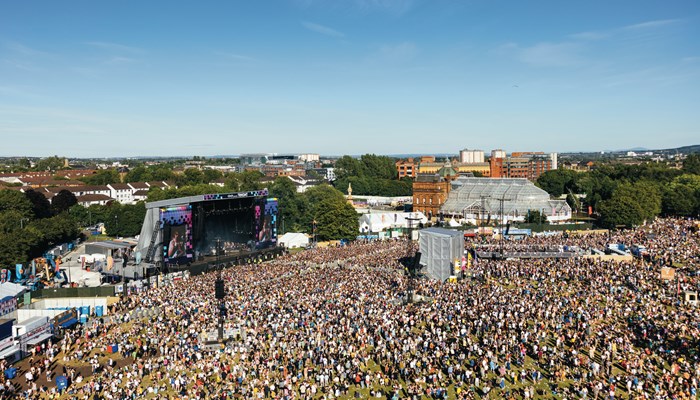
[379,42,418,61]
[302,21,346,38]
[354,0,416,15]
[622,19,680,30]
[214,52,256,62]
[495,42,583,67]
[85,41,145,54]
[3,41,51,57]
[104,56,138,65]
[293,0,417,16]
[569,31,609,41]
[518,42,582,67]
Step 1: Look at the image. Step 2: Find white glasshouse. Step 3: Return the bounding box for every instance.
[440,177,571,223]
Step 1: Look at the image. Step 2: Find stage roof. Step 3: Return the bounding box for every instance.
[146,189,269,209]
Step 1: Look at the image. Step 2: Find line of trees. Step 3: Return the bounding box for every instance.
[536,154,700,228]
[0,189,80,266]
[270,178,358,241]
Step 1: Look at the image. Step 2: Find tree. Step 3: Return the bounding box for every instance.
[24,189,53,219]
[224,174,241,192]
[360,154,397,180]
[149,165,176,181]
[81,169,121,185]
[597,195,645,229]
[595,179,662,228]
[36,156,66,171]
[0,189,34,218]
[270,177,302,234]
[26,212,80,256]
[662,184,695,216]
[124,166,149,183]
[613,181,661,222]
[182,168,205,186]
[315,199,359,241]
[682,154,700,175]
[334,156,364,181]
[240,170,264,191]
[52,189,78,214]
[202,169,223,183]
[300,184,357,239]
[524,209,544,224]
[102,203,147,237]
[536,169,578,198]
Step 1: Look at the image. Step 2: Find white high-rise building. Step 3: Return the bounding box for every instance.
[459,149,485,163]
[491,149,506,159]
[298,153,320,162]
[549,153,558,170]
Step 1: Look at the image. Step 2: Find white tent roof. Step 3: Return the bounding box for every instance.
[278,232,309,248]
[359,212,428,233]
[0,282,26,298]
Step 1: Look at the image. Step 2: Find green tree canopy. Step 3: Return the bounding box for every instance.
[662,184,696,216]
[178,168,206,186]
[202,169,223,183]
[102,202,147,237]
[682,154,700,175]
[299,184,358,240]
[35,156,66,172]
[536,169,579,198]
[81,169,121,185]
[524,209,545,224]
[613,181,661,222]
[52,189,78,214]
[0,189,34,218]
[269,177,303,234]
[123,166,149,183]
[315,199,359,241]
[24,189,53,219]
[597,195,645,229]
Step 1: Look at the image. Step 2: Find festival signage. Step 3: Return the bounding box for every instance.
[660,267,675,280]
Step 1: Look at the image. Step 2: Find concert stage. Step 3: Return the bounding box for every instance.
[134,189,279,269]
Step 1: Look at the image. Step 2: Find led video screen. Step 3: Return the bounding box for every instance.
[255,198,278,249]
[161,205,193,265]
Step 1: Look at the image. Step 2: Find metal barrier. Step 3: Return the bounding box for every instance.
[32,286,117,299]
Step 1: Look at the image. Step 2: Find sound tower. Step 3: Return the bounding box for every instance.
[215,278,225,300]
[411,251,422,275]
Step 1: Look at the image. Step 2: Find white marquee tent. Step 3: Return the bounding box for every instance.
[278,232,310,249]
[358,212,428,234]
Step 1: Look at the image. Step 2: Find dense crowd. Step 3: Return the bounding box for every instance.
[1,218,699,399]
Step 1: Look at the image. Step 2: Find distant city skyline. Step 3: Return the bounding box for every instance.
[1,0,699,157]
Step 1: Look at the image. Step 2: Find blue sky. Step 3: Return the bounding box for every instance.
[1,0,699,157]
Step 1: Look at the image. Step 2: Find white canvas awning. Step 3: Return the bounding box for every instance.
[24,333,52,346]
